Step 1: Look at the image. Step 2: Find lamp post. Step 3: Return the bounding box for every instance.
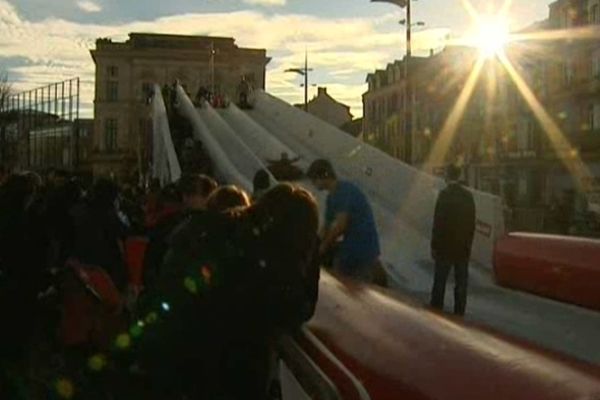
[208,42,218,95]
[285,51,313,112]
[371,0,416,164]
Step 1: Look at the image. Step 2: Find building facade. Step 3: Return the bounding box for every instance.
[90,33,270,178]
[363,0,600,233]
[362,47,480,165]
[304,87,353,127]
[295,87,353,128]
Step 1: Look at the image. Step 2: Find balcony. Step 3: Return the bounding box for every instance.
[549,76,600,100]
[576,131,600,152]
[90,148,136,162]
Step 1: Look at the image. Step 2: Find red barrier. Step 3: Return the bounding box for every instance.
[301,272,600,400]
[494,233,600,311]
[125,236,149,290]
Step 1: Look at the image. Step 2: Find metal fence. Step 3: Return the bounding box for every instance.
[0,77,80,171]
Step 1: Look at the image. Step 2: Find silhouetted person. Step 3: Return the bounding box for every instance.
[69,179,128,290]
[430,165,476,316]
[267,152,300,167]
[267,152,303,181]
[253,169,271,201]
[238,75,252,108]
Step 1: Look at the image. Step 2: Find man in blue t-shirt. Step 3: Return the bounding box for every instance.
[307,159,380,281]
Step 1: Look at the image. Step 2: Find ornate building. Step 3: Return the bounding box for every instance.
[90,33,270,178]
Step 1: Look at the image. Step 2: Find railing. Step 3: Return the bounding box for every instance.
[276,334,341,400]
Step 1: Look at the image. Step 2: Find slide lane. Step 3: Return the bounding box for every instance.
[218,104,434,291]
[176,86,252,191]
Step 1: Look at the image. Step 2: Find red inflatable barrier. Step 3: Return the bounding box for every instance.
[300,272,600,400]
[125,236,149,290]
[494,233,600,311]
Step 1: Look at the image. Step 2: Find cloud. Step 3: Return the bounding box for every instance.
[0,0,449,118]
[243,0,286,6]
[76,0,102,13]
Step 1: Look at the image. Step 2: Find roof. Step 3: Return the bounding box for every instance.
[308,88,353,115]
[341,118,363,137]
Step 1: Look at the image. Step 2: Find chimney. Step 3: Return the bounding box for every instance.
[318,87,327,96]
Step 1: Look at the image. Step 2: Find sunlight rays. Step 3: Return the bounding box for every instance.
[424,57,486,170]
[497,52,591,191]
[498,0,513,17]
[460,0,480,23]
[511,26,600,43]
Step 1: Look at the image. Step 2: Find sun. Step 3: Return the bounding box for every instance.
[474,16,510,58]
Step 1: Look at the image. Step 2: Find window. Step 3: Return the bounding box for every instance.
[106,81,118,102]
[590,4,599,24]
[562,9,574,28]
[244,72,256,84]
[592,50,600,78]
[517,118,535,150]
[105,118,118,151]
[141,82,152,102]
[563,62,574,86]
[590,103,600,131]
[107,65,119,77]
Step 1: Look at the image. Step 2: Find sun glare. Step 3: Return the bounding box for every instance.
[474,17,510,58]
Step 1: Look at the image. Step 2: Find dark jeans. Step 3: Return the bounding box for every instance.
[430,260,469,315]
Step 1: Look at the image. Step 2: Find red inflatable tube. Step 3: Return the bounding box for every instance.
[494,233,600,311]
[300,272,600,400]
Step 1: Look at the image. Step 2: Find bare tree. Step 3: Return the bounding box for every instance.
[0,70,11,112]
[0,70,12,167]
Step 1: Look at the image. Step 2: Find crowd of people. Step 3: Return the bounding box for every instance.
[0,154,477,398]
[0,168,320,399]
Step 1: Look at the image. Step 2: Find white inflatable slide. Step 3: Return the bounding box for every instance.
[158,86,600,365]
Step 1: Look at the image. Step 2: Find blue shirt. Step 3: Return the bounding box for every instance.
[325,181,380,270]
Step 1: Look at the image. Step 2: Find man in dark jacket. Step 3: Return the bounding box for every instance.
[430,165,476,316]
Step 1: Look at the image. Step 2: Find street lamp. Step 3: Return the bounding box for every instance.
[285,51,313,112]
[399,19,425,27]
[208,42,219,95]
[371,0,417,164]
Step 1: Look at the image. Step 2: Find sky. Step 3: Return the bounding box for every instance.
[0,0,552,117]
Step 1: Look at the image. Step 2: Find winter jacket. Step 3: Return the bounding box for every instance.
[431,182,476,263]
